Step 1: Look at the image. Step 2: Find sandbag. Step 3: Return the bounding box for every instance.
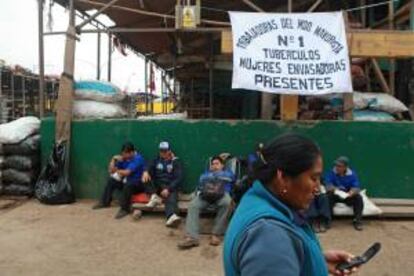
[2,155,39,171]
[2,184,33,196]
[35,143,75,205]
[0,117,40,144]
[73,100,127,119]
[2,134,40,155]
[353,92,408,114]
[74,80,125,103]
[333,190,383,216]
[2,169,35,186]
[353,110,395,122]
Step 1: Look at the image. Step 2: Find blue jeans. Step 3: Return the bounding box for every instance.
[185,193,232,239]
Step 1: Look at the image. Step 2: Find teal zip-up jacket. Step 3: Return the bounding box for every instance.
[223,180,328,276]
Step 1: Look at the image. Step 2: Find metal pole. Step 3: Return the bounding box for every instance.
[107,33,112,81]
[22,76,26,116]
[97,32,101,80]
[38,0,45,117]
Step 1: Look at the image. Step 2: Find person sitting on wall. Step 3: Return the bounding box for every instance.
[143,141,183,228]
[178,156,235,249]
[325,156,364,231]
[92,142,151,219]
[233,142,264,204]
[247,142,264,175]
[305,182,332,233]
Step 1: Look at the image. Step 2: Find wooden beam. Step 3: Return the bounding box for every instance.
[222,30,414,58]
[280,95,298,120]
[242,0,265,12]
[371,58,391,94]
[76,0,230,26]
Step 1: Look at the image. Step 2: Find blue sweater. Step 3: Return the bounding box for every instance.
[223,181,328,276]
[198,169,235,193]
[325,168,360,192]
[115,153,146,184]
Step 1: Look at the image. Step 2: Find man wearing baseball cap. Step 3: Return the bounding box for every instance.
[145,141,183,228]
[325,156,364,231]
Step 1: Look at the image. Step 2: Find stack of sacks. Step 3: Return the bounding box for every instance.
[315,92,409,122]
[0,117,41,196]
[352,92,408,122]
[73,80,127,119]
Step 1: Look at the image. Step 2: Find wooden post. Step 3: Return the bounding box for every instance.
[389,0,396,95]
[343,11,353,120]
[371,58,391,93]
[280,0,298,121]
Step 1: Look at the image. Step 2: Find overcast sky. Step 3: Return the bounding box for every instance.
[0,0,163,93]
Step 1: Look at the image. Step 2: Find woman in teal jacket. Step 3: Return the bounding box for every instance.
[223,134,358,276]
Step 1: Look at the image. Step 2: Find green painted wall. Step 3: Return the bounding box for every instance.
[41,118,414,199]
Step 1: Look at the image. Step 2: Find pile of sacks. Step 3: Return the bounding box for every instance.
[73,80,127,119]
[0,117,41,196]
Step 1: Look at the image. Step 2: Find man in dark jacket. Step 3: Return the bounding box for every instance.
[145,141,183,228]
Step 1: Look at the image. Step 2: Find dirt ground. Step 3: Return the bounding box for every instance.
[0,199,413,276]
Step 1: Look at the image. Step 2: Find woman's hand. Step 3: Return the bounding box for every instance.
[325,250,359,276]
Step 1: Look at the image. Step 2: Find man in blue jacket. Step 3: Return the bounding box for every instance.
[93,142,150,219]
[145,141,183,228]
[325,156,364,231]
[178,156,235,249]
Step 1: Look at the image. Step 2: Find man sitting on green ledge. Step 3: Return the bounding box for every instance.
[92,142,151,219]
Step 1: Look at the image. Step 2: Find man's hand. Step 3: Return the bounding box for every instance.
[160,189,170,198]
[325,250,358,276]
[142,171,151,183]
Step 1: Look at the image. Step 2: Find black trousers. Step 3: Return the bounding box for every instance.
[100,177,146,212]
[306,193,331,223]
[327,191,364,221]
[147,180,179,219]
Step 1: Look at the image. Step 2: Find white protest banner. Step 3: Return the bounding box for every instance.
[229,12,353,95]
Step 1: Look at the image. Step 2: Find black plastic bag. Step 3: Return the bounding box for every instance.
[2,169,34,185]
[3,134,40,155]
[3,155,40,171]
[34,142,75,205]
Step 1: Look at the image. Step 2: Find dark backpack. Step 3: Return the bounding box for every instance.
[200,178,226,203]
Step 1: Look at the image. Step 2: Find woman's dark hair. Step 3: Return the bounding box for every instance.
[253,133,321,185]
[121,142,135,153]
[211,155,224,165]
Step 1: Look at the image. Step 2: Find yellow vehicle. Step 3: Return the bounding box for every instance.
[136,99,175,114]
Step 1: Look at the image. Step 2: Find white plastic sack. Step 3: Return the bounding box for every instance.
[137,112,188,120]
[74,80,125,103]
[0,117,40,144]
[333,190,383,216]
[353,92,408,114]
[353,110,395,122]
[73,100,127,119]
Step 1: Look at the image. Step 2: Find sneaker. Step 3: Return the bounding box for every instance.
[353,219,363,231]
[177,237,200,250]
[210,235,221,246]
[132,209,142,221]
[145,194,163,208]
[166,214,181,228]
[92,203,107,210]
[115,209,129,219]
